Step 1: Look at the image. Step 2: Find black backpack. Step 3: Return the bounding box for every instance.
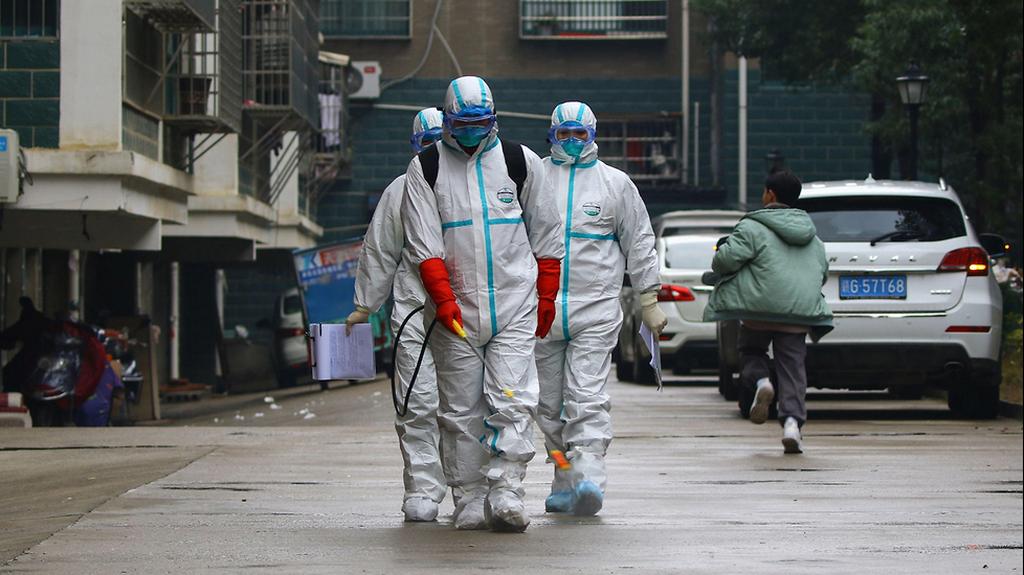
[417,140,527,198]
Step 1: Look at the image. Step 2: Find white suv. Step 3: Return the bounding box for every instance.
[719,179,1004,418]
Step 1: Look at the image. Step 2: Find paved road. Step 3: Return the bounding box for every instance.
[1,375,1021,574]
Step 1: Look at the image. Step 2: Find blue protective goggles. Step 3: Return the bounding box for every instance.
[411,127,443,152]
[547,121,596,146]
[444,106,496,130]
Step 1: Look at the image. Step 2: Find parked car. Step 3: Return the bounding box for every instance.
[716,179,1005,418]
[617,211,743,383]
[271,288,309,387]
[652,209,746,239]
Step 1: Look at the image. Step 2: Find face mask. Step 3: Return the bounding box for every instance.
[452,125,490,148]
[561,139,586,158]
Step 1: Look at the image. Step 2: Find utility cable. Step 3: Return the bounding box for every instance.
[380,0,445,92]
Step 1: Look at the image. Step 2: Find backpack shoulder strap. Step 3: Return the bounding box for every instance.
[417,144,440,190]
[501,140,528,197]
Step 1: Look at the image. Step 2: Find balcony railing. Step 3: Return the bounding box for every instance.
[163,0,243,134]
[0,0,58,38]
[125,0,216,33]
[598,116,681,182]
[319,0,410,38]
[520,0,667,40]
[241,0,319,129]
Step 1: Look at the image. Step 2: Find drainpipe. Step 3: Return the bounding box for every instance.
[693,101,700,186]
[69,250,81,322]
[681,0,690,184]
[738,55,748,210]
[214,268,226,379]
[170,261,180,382]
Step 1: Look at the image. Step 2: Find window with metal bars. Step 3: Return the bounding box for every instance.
[598,117,681,182]
[319,0,410,38]
[0,0,58,38]
[520,0,667,40]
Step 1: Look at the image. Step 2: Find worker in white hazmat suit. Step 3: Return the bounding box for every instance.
[346,107,446,522]
[534,101,665,516]
[401,76,564,532]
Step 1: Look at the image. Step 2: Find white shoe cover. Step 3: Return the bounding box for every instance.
[485,488,530,533]
[403,497,439,522]
[453,495,489,530]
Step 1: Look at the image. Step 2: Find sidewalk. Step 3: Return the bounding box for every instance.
[156,376,385,423]
[2,380,1022,574]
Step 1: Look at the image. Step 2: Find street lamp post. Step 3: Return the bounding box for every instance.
[896,62,929,180]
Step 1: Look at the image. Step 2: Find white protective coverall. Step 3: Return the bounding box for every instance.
[401,77,564,531]
[353,108,447,522]
[535,101,660,514]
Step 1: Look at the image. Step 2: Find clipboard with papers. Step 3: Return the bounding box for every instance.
[308,323,376,381]
[638,323,663,390]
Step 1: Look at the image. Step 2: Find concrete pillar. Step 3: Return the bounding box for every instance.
[59,0,123,150]
[170,262,180,381]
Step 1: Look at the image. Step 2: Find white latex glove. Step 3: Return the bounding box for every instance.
[344,305,371,335]
[639,290,667,335]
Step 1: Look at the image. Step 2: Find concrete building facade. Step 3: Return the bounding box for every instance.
[1,0,340,402]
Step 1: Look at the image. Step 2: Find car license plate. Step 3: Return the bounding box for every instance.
[839,274,907,299]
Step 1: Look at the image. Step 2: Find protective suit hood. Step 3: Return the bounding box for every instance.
[442,76,498,155]
[549,101,598,166]
[413,107,444,134]
[746,207,818,246]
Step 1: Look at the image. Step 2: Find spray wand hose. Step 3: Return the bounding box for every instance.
[389,307,481,417]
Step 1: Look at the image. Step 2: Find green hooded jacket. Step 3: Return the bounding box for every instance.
[704,206,833,338]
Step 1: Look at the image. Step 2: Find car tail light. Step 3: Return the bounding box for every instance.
[657,284,695,302]
[277,327,305,338]
[937,247,989,276]
[945,325,991,333]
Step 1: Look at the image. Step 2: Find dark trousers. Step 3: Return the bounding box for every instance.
[739,326,808,425]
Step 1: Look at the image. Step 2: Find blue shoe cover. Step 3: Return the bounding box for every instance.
[573,480,603,517]
[545,491,574,513]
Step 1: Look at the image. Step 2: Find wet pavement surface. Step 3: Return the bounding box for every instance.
[1,374,1021,574]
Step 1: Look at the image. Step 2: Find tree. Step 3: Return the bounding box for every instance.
[852,0,1023,240]
[692,0,1023,245]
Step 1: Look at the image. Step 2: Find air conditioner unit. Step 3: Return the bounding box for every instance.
[347,61,381,100]
[0,129,21,203]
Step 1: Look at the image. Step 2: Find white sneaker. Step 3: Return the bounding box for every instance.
[782,417,803,454]
[749,378,774,424]
[402,497,439,522]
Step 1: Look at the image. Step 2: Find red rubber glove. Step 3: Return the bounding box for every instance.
[535,258,561,338]
[419,258,463,336]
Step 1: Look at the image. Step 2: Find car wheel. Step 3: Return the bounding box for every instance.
[275,368,297,389]
[948,385,999,419]
[673,357,692,376]
[718,364,739,400]
[889,385,925,400]
[633,336,656,385]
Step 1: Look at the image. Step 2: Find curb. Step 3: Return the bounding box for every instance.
[999,401,1024,421]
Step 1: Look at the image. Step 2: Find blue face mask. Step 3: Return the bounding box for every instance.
[451,125,490,148]
[561,139,586,158]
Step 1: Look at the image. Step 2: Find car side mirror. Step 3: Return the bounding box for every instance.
[978,233,1008,258]
[701,271,721,286]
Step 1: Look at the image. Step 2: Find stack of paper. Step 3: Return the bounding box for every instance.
[309,323,376,381]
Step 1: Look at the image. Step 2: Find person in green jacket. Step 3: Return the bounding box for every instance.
[704,170,832,453]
